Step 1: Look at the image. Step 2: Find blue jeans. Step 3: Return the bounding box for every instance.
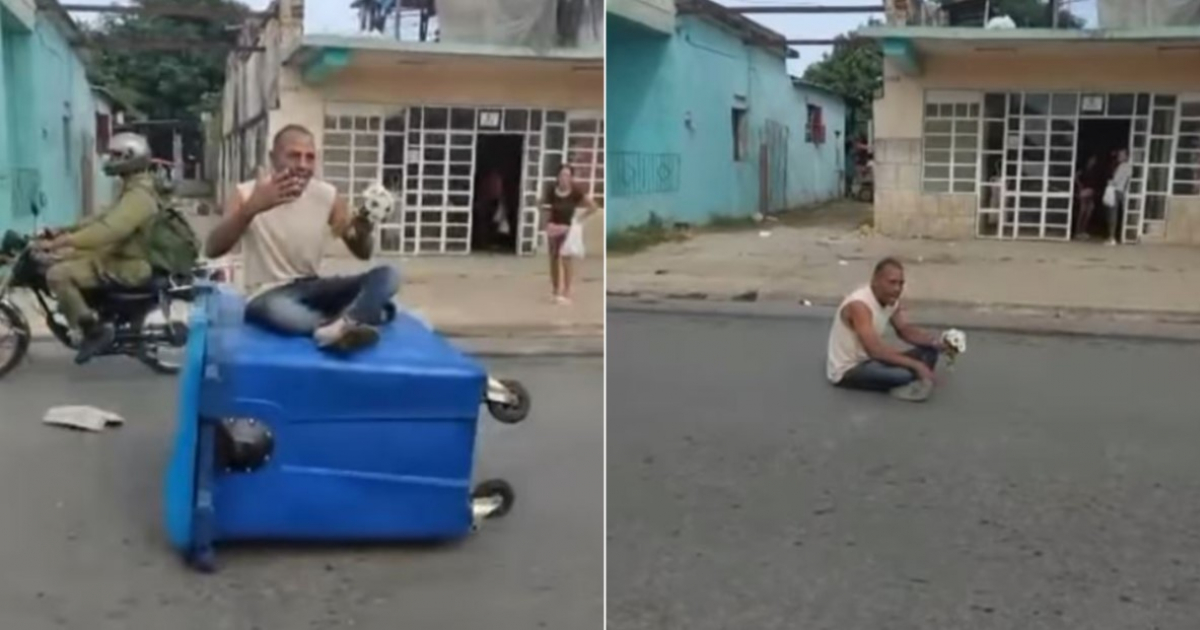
[245,265,400,335]
[836,346,940,392]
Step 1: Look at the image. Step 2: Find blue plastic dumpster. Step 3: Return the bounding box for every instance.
[164,284,521,572]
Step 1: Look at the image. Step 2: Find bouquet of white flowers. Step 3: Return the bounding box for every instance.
[360,182,394,224]
[941,328,967,365]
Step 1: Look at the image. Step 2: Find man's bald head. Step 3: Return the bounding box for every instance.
[870,257,906,306]
[270,124,317,183]
[273,125,313,152]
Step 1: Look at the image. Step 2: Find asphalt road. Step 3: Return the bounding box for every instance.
[0,344,602,630]
[607,308,1200,630]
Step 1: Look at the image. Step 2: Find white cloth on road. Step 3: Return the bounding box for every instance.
[43,406,125,432]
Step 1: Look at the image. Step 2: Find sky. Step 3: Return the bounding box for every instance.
[65,0,1100,71]
[66,0,376,34]
[720,0,1099,74]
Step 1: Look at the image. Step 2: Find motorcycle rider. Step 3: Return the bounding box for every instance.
[37,131,160,364]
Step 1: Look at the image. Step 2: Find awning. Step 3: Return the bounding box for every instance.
[855,26,1200,76]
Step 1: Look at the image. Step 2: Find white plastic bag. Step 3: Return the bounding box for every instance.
[561,220,586,259]
[1103,185,1117,208]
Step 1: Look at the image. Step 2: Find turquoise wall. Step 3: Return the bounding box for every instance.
[0,6,103,236]
[606,12,848,232]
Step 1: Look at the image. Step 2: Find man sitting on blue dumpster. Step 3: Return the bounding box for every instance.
[205,125,399,353]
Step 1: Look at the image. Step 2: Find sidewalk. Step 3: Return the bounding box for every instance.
[607,199,1200,330]
[325,254,604,338]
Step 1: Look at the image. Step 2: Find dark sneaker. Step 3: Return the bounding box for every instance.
[889,379,933,402]
[74,321,115,365]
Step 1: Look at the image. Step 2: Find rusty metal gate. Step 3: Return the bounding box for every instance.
[758,119,789,215]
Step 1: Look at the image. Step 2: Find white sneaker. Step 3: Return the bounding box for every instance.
[314,317,380,354]
[1106,239,1117,246]
[890,379,933,402]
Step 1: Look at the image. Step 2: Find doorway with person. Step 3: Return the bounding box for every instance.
[471,134,524,253]
[1073,117,1132,241]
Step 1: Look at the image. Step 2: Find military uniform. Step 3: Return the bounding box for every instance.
[46,172,158,326]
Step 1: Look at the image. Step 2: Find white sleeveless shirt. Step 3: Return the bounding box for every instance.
[826,285,899,383]
[235,178,338,298]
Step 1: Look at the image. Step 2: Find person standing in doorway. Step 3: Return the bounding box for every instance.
[541,164,599,305]
[1105,149,1133,246]
[1074,154,1102,239]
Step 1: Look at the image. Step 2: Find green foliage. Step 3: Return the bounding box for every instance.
[801,25,883,139]
[87,0,251,122]
[801,1,1083,137]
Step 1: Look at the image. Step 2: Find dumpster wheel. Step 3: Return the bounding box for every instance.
[485,378,530,424]
[471,478,515,526]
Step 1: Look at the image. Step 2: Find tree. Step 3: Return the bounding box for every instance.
[802,0,1083,137]
[801,22,883,139]
[86,0,252,123]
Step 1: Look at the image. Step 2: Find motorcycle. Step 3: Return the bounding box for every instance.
[0,229,202,379]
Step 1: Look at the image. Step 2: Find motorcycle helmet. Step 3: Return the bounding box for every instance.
[103,132,153,177]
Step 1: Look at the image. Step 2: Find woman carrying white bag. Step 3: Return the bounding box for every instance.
[541,164,600,305]
[1103,149,1133,246]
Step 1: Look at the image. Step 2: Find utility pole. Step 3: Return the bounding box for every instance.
[1050,0,1060,28]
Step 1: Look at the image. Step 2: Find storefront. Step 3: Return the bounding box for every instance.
[862,26,1200,245]
[321,103,603,255]
[925,90,1200,243]
[220,31,605,257]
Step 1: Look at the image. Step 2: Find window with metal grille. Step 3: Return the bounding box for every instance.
[1173,97,1200,196]
[922,94,981,194]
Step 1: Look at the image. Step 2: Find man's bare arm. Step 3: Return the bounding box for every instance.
[330,195,373,260]
[844,302,929,375]
[205,192,258,258]
[890,303,940,348]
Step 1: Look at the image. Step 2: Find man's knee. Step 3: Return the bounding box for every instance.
[45,261,91,289]
[365,264,400,294]
[45,262,71,287]
[246,293,323,335]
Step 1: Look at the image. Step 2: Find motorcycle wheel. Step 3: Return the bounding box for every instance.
[0,301,31,379]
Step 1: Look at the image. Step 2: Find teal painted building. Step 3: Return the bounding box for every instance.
[1,0,110,236]
[607,0,848,232]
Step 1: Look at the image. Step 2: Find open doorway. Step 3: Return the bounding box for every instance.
[472,134,524,253]
[1074,118,1131,239]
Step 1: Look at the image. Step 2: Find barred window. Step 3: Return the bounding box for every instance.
[923,93,981,194]
[1173,97,1200,196]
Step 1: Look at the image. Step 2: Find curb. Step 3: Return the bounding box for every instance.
[608,291,1200,344]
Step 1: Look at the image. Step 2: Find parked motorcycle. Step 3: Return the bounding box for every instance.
[0,229,202,379]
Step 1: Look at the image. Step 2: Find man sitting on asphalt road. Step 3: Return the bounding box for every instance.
[826,257,951,402]
[205,124,398,354]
